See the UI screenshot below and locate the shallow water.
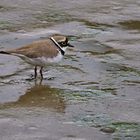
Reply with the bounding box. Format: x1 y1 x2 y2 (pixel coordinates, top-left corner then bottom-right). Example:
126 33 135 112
0 0 140 140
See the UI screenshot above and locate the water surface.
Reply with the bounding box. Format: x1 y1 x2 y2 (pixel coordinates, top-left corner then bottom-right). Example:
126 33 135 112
0 0 140 140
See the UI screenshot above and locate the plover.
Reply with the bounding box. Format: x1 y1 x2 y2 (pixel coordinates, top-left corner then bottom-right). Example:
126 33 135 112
0 35 74 79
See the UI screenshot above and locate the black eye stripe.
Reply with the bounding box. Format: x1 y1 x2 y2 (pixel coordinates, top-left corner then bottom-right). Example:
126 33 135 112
58 38 69 46
62 42 66 44
59 41 67 46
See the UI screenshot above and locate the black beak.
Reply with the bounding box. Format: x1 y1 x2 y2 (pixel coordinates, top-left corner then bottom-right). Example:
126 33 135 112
68 43 74 47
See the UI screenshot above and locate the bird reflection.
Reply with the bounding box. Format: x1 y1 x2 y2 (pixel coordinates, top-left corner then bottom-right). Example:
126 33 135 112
0 82 66 113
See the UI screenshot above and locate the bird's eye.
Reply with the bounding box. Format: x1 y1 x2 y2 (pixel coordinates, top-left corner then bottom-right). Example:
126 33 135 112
61 42 67 46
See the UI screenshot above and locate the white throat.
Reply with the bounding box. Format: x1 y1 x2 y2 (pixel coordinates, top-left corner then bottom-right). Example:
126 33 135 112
61 46 68 52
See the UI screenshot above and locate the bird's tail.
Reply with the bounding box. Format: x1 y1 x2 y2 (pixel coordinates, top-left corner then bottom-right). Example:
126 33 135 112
0 51 10 55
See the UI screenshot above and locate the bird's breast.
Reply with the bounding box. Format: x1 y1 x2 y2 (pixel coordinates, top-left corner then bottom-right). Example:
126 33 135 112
33 52 64 66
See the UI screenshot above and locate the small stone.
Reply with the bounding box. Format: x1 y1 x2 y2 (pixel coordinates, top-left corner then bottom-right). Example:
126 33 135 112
41 21 48 24
100 127 115 133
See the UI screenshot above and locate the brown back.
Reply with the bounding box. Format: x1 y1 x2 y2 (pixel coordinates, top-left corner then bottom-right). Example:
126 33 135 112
8 39 59 58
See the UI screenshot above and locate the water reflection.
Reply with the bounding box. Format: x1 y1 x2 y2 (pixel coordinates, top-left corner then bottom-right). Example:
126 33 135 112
0 82 66 113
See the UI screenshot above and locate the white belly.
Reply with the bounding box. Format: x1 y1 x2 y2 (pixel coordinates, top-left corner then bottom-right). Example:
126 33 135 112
13 52 63 66
34 52 63 66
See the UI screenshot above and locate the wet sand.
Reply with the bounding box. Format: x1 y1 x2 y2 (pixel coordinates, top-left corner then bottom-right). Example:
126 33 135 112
0 0 140 140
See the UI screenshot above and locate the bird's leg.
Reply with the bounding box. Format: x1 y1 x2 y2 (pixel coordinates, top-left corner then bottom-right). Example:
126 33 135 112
40 66 43 80
34 66 37 79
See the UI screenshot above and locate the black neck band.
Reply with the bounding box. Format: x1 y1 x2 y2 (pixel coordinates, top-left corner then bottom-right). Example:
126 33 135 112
50 37 65 55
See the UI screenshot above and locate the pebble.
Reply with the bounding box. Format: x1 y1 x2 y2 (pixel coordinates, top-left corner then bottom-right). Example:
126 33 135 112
100 127 116 133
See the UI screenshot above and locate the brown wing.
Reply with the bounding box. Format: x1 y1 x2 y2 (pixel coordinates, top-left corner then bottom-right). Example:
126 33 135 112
8 39 59 58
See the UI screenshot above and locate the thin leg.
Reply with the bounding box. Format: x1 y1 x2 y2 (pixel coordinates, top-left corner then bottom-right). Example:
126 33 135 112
40 66 43 79
34 66 37 79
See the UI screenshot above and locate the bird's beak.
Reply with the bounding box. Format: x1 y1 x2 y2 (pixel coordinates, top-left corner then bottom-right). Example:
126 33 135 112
68 43 74 47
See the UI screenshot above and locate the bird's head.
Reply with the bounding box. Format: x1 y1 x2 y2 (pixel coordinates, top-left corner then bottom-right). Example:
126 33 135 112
51 35 74 50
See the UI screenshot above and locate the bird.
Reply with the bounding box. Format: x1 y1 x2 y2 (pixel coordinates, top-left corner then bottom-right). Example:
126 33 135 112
0 34 74 79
